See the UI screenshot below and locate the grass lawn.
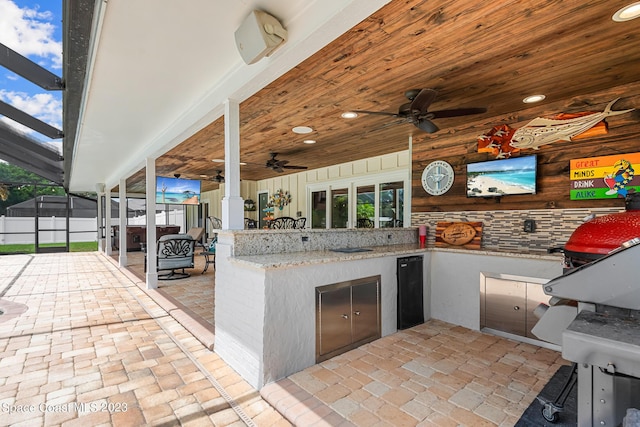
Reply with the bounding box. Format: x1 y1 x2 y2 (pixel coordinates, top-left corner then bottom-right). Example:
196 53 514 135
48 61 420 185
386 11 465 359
0 241 98 254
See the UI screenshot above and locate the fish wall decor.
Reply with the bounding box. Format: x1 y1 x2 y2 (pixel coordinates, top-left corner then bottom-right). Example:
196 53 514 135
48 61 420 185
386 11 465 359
477 99 634 158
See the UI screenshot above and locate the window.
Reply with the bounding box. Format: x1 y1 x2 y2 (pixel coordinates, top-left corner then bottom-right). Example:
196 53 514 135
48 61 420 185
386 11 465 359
331 188 349 228
311 190 326 228
356 185 375 228
307 172 409 229
379 181 403 227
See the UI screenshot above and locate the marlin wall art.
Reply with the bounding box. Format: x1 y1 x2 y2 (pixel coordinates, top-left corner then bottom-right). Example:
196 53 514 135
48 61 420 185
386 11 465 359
478 99 635 158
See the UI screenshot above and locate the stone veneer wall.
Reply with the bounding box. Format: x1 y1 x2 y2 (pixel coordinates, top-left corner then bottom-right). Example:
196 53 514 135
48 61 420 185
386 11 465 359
411 207 624 253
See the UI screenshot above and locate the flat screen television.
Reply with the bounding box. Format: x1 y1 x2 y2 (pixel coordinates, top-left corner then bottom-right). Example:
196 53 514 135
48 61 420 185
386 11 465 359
156 176 201 205
466 155 537 197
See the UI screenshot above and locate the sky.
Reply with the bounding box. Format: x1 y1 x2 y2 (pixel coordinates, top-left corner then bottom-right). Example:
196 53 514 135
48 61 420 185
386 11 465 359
0 0 63 152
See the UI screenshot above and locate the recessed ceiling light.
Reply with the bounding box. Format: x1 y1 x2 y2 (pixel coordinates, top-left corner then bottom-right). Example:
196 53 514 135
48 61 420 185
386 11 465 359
292 126 313 134
303 139 316 144
523 94 546 103
613 2 640 21
341 111 358 119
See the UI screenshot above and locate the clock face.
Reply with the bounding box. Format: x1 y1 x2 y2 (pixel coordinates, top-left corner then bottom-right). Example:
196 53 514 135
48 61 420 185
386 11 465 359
421 161 455 196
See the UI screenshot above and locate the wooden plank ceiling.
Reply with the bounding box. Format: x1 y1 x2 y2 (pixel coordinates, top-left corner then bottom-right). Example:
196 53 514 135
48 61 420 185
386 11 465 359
124 0 640 193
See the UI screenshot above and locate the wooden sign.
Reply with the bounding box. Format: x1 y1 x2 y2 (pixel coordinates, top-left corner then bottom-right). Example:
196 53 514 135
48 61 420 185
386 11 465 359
435 222 482 250
570 152 640 200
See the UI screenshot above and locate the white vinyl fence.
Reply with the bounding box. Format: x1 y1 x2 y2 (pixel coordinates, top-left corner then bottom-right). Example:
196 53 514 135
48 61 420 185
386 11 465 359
0 216 98 244
0 210 184 245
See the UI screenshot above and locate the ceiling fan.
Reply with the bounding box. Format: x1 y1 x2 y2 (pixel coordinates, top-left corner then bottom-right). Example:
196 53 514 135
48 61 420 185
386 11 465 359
265 153 308 173
353 88 487 133
211 170 224 183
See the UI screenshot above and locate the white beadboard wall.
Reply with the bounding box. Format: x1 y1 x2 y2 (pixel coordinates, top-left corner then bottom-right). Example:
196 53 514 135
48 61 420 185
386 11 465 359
201 150 410 220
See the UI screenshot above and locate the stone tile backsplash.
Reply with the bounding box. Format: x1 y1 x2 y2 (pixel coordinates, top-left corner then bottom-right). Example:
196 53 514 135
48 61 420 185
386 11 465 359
411 207 623 254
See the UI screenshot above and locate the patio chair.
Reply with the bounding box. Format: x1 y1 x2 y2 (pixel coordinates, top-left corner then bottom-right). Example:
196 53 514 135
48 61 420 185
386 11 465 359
268 217 296 229
208 216 222 230
201 236 216 274
294 217 306 229
357 218 374 228
186 227 205 249
156 234 195 280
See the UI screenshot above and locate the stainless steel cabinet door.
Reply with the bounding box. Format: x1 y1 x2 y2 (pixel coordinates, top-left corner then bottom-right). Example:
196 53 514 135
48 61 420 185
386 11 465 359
351 281 380 344
484 277 526 336
317 286 352 357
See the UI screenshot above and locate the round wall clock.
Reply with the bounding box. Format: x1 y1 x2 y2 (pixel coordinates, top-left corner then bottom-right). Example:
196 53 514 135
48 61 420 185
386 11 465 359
421 160 455 196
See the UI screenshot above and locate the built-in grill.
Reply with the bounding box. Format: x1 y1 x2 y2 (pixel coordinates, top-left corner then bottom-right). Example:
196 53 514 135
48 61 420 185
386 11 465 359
533 197 640 426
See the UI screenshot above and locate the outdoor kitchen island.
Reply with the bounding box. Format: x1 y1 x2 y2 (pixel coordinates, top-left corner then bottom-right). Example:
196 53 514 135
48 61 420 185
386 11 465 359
213 228 562 389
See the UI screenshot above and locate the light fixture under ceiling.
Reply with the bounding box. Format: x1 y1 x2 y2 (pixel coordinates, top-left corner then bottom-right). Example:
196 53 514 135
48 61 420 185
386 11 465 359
303 139 316 144
341 111 358 119
523 94 546 104
292 126 313 134
613 2 640 21
211 159 247 165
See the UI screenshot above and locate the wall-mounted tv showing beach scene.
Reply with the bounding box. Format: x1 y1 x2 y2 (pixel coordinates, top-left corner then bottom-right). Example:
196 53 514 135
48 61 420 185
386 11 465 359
467 155 537 198
156 176 201 205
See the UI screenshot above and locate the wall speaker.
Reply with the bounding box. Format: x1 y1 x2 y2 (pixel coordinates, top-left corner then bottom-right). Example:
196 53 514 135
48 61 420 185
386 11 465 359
235 10 288 65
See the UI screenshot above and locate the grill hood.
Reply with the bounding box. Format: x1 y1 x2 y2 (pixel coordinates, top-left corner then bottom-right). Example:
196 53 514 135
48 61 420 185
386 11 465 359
564 195 640 259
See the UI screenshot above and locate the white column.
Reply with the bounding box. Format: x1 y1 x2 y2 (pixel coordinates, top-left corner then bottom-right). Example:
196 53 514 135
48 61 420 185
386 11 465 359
221 98 245 230
105 190 112 256
145 158 158 289
118 178 128 266
96 183 105 252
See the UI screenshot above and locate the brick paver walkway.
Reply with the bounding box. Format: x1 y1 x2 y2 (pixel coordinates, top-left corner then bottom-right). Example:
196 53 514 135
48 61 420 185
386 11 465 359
0 252 289 426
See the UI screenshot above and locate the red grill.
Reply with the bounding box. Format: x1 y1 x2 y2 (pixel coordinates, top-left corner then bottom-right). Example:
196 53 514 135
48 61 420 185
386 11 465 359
554 195 640 268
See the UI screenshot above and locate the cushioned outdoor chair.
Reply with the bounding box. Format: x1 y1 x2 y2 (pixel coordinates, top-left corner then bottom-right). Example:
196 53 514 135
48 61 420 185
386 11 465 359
156 234 195 280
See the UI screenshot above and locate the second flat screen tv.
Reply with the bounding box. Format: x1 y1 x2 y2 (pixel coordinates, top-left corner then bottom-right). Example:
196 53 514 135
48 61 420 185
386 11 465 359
156 176 201 205
467 155 537 197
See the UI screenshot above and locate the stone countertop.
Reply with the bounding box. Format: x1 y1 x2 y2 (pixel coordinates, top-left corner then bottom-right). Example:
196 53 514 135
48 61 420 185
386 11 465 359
229 244 562 269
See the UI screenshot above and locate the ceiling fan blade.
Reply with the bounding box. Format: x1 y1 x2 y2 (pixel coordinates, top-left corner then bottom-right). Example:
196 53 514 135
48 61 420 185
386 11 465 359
283 165 308 170
415 119 439 133
409 89 437 116
352 110 399 117
430 107 487 118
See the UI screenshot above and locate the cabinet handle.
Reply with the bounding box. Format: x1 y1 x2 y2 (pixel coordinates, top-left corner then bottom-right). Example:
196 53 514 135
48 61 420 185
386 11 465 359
354 311 361 316
513 306 520 311
342 314 349 319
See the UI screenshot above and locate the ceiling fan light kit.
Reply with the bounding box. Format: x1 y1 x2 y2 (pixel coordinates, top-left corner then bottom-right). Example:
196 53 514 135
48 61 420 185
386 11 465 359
352 88 486 133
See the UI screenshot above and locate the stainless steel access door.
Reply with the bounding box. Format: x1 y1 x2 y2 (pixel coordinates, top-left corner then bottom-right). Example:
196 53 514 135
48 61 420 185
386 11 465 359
351 281 380 344
317 285 352 358
484 277 526 336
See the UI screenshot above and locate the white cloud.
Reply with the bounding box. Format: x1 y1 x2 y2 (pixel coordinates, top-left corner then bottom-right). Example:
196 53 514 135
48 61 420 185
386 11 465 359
0 0 62 69
0 89 62 140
